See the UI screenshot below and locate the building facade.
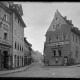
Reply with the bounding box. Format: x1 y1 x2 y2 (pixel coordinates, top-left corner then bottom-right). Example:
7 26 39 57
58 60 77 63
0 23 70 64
0 2 27 69
0 2 12 69
9 3 26 68
44 10 80 66
24 37 32 66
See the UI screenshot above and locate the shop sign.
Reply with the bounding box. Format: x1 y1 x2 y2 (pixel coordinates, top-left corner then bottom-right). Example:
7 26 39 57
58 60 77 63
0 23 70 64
58 42 64 45
47 41 69 46
64 41 69 44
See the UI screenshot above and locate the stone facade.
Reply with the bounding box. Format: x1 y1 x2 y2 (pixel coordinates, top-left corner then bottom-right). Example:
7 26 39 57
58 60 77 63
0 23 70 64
0 2 12 69
0 2 28 69
44 10 80 66
24 37 32 66
9 3 26 68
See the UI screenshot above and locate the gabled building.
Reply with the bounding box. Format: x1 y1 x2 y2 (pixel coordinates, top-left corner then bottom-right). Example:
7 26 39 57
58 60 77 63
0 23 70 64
44 10 80 66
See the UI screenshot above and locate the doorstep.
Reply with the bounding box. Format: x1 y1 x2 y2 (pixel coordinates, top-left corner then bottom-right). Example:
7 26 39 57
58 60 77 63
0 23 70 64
0 62 35 75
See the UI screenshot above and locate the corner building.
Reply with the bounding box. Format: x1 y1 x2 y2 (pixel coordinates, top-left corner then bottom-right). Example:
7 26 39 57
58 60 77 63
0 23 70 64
0 2 12 69
44 10 80 66
9 3 26 68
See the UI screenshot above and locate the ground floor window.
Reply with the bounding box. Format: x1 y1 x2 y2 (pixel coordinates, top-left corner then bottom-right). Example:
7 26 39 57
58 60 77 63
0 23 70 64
58 50 61 56
17 56 19 67
52 50 56 56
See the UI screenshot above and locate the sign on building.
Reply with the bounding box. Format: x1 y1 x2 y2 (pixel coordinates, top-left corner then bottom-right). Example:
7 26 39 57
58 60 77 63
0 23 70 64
47 41 69 46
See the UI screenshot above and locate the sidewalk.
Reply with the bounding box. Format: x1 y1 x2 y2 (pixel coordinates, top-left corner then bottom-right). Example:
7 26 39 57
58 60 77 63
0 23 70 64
68 64 80 67
0 62 35 75
42 63 80 68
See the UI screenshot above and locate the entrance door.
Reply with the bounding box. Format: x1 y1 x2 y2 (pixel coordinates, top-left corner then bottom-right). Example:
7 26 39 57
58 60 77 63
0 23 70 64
3 51 8 68
64 56 68 66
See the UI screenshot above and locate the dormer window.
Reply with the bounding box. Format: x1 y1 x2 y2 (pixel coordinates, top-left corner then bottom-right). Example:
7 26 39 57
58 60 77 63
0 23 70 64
56 17 58 20
53 25 55 30
49 37 52 43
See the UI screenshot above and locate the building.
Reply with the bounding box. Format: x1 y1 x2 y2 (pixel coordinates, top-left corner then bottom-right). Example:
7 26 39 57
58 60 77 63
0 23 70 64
24 37 32 66
31 50 43 63
9 2 26 68
0 2 27 69
0 2 12 69
43 10 80 66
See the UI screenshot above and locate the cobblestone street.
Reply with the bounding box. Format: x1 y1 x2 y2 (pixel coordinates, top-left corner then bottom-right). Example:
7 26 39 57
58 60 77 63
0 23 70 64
0 62 80 78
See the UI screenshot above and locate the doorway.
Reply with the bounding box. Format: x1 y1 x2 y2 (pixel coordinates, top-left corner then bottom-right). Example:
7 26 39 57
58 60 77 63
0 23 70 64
3 51 8 69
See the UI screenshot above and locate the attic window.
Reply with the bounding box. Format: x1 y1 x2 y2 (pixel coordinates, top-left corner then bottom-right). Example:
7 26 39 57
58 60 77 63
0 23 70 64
53 25 55 30
56 17 58 20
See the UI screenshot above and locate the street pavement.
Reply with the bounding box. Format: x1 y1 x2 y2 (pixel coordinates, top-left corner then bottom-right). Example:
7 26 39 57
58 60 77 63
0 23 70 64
0 62 80 78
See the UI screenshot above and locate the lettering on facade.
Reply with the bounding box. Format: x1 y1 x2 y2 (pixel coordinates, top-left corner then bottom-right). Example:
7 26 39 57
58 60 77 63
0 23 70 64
47 41 69 46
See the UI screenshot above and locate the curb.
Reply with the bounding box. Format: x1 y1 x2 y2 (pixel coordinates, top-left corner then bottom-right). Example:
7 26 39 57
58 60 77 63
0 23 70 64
0 63 35 75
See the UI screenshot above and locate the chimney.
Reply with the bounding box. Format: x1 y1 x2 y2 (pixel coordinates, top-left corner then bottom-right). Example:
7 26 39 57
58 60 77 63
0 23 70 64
64 16 67 20
69 20 72 24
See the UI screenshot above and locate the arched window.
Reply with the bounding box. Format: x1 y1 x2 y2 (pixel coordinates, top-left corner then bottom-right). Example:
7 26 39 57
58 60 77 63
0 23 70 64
49 37 52 43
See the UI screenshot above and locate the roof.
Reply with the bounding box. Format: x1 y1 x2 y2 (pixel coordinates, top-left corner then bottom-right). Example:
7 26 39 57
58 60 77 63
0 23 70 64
45 10 74 36
63 17 73 26
71 27 80 37
24 37 32 47
9 3 26 27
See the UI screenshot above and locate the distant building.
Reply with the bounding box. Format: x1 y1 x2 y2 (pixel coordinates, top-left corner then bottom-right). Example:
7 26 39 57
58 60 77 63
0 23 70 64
31 50 43 63
24 37 32 65
44 10 80 66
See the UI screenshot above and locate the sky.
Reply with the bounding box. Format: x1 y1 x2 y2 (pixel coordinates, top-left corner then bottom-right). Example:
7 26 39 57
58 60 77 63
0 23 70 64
15 2 80 54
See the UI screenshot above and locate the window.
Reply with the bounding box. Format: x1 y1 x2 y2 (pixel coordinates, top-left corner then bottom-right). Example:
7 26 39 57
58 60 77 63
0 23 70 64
20 45 21 51
58 50 61 56
49 37 52 43
53 25 55 29
4 32 7 40
15 41 16 49
15 30 17 35
4 12 8 21
17 56 19 67
56 17 58 20
22 46 23 52
53 50 56 56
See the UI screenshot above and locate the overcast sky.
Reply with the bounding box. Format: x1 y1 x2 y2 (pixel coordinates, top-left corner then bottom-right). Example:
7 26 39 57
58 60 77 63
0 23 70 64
16 2 80 54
